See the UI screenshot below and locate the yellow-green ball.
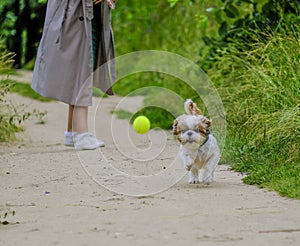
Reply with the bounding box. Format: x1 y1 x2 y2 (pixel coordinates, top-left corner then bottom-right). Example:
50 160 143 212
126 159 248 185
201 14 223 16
133 116 150 134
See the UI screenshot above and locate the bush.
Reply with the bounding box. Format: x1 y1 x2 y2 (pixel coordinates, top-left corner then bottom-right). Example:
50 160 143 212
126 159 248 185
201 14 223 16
200 0 300 70
0 40 29 142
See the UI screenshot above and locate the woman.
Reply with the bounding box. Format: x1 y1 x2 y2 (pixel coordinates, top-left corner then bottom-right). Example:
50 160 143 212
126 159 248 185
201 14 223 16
31 0 116 150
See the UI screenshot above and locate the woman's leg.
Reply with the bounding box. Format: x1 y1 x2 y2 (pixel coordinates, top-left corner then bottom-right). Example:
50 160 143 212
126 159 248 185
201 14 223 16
69 105 88 133
67 105 74 132
66 104 104 149
64 104 81 146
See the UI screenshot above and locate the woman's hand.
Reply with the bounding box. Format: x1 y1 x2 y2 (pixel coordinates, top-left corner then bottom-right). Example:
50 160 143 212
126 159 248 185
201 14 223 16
94 0 116 9
93 0 102 4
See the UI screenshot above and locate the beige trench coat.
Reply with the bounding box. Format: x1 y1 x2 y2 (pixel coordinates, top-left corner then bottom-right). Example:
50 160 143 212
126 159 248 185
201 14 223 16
31 0 115 106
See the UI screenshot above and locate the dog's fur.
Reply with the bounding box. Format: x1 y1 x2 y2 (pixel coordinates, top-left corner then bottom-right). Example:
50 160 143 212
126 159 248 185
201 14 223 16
173 99 220 184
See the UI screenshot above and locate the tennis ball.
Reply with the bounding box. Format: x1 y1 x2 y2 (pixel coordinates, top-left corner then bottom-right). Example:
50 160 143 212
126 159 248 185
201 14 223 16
133 116 150 134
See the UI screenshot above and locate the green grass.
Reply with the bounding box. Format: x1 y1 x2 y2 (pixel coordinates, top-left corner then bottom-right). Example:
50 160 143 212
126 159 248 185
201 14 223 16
113 0 216 61
92 87 108 98
0 78 52 102
111 109 133 120
112 0 221 129
0 42 25 142
0 78 108 100
0 81 26 142
209 33 300 199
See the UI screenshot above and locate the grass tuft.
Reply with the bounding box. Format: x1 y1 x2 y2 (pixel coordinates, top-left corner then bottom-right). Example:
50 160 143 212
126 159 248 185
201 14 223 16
210 33 300 199
0 79 52 102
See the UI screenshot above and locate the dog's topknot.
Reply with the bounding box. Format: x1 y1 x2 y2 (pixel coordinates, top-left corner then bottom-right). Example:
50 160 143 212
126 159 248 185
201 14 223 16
184 99 202 116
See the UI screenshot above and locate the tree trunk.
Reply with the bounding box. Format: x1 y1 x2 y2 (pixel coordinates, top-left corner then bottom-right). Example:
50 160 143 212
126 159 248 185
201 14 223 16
25 3 46 65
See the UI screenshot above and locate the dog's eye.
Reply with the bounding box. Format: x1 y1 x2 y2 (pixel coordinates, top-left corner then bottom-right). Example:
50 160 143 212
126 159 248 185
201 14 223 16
182 129 199 134
198 128 207 135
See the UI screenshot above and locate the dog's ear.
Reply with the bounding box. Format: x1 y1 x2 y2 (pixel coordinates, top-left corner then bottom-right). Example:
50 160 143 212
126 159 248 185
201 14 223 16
197 117 211 136
189 102 202 115
173 118 183 143
173 119 179 135
204 118 211 128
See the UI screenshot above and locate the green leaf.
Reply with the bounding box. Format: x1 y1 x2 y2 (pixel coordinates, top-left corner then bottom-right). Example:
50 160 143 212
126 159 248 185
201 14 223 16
167 0 179 8
196 15 208 32
224 4 239 18
202 36 212 46
240 0 253 3
218 21 228 36
206 7 216 13
214 9 223 24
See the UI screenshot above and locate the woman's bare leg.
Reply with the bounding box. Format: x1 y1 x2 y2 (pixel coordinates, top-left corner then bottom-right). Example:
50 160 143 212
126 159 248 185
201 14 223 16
67 105 74 132
68 105 88 133
66 104 104 149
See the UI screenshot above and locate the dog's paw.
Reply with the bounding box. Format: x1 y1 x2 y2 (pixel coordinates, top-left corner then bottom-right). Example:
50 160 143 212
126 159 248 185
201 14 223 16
189 179 200 184
189 172 200 184
202 175 213 185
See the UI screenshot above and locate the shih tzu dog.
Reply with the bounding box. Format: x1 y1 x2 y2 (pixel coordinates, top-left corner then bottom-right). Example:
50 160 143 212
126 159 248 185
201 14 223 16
173 99 220 184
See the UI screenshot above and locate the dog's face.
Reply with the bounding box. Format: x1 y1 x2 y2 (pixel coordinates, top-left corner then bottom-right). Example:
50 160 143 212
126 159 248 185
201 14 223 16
173 114 211 149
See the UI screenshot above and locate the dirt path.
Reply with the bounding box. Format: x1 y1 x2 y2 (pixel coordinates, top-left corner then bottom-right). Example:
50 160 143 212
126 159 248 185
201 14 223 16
1 72 300 245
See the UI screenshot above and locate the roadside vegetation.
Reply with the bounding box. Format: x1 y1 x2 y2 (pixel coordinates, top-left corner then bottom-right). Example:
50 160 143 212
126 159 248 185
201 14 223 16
0 40 47 141
0 42 26 141
211 33 300 199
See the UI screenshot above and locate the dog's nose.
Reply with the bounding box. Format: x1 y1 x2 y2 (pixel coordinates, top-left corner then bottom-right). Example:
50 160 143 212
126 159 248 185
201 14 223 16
187 131 193 136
